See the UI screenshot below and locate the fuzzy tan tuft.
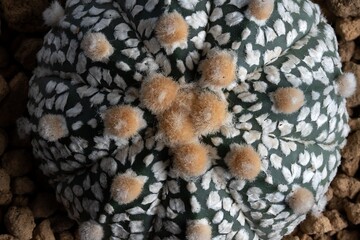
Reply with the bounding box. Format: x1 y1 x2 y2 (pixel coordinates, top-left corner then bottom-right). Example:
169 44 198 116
110 173 145 205
78 221 104 240
172 143 210 178
42 1 65 26
81 32 114 62
140 74 180 114
273 87 305 114
337 72 357 98
38 114 69 142
225 144 261 180
248 0 275 21
201 51 237 88
186 220 212 240
103 106 143 139
287 187 315 215
155 12 189 46
159 107 196 146
191 91 228 136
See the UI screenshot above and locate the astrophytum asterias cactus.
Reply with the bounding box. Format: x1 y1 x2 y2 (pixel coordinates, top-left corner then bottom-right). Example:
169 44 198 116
26 0 356 239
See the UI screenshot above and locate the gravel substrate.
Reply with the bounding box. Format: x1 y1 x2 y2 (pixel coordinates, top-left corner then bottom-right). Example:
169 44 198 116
0 0 359 239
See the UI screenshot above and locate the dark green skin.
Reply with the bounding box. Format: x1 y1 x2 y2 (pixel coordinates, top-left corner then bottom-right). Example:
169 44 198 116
27 0 349 239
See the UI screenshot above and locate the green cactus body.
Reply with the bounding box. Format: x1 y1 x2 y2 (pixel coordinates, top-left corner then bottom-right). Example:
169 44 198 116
27 0 352 239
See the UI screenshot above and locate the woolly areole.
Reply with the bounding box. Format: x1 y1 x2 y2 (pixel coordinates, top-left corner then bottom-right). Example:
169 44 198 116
27 0 355 239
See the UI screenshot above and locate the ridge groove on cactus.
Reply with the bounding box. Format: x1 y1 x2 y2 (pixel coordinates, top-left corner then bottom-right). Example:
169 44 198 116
26 0 355 239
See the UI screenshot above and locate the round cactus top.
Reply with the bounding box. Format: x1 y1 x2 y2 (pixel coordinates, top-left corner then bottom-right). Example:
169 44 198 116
26 0 355 239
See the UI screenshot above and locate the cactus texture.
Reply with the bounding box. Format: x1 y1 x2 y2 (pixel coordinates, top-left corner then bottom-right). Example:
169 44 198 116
27 0 355 239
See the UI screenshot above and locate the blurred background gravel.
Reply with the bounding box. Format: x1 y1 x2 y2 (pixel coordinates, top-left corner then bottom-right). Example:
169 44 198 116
0 0 359 239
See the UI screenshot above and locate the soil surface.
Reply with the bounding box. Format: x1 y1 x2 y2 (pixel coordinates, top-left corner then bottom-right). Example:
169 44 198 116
0 0 359 239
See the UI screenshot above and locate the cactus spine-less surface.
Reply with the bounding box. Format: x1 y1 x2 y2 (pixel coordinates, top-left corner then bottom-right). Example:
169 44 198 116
26 0 355 239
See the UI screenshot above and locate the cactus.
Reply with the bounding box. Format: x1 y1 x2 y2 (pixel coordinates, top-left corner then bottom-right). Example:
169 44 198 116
26 0 356 239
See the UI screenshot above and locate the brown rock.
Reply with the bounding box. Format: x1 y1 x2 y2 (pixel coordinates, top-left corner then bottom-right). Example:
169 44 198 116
1 149 32 177
331 174 360 199
313 235 331 240
0 73 29 127
327 196 347 211
0 168 10 192
336 230 360 240
12 195 29 207
12 177 35 195
0 0 49 33
0 192 12 205
336 18 360 41
325 187 333 202
343 62 360 107
31 193 58 218
4 206 35 240
344 202 360 225
0 75 9 103
341 156 359 177
0 235 18 240
59 231 74 240
14 38 43 70
0 46 9 68
349 118 360 131
0 129 8 156
300 214 333 235
0 65 20 81
33 219 55 240
328 0 360 18
338 41 355 62
50 214 76 233
342 130 360 159
323 210 347 232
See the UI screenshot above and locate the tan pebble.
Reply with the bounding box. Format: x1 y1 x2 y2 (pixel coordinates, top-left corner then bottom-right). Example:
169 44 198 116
331 173 360 199
323 210 348 232
81 32 114 62
344 202 360 225
201 51 237 88
78 221 104 240
325 187 333 202
104 105 144 139
1 150 32 177
111 173 145 205
248 0 275 21
336 18 360 41
0 75 9 103
336 229 360 240
0 192 12 205
338 41 355 62
191 91 228 136
0 73 29 127
0 234 18 240
273 87 305 114
4 206 35 240
342 130 360 159
31 192 58 218
155 12 189 46
140 74 180 114
300 214 333 235
341 157 359 177
33 219 56 240
14 38 43 71
49 215 76 233
225 144 261 180
0 168 10 193
12 177 35 195
287 187 314 215
349 118 360 131
186 220 212 240
0 129 8 156
172 143 210 178
59 231 74 240
328 0 360 18
12 195 29 207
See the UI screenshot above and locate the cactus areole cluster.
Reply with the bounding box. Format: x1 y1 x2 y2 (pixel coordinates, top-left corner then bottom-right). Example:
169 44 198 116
26 0 356 239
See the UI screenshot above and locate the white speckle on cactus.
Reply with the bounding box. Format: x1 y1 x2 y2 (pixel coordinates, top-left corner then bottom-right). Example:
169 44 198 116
287 187 315 215
38 114 69 142
336 72 357 98
110 171 147 205
43 1 65 27
187 219 212 240
78 220 104 240
80 32 114 62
